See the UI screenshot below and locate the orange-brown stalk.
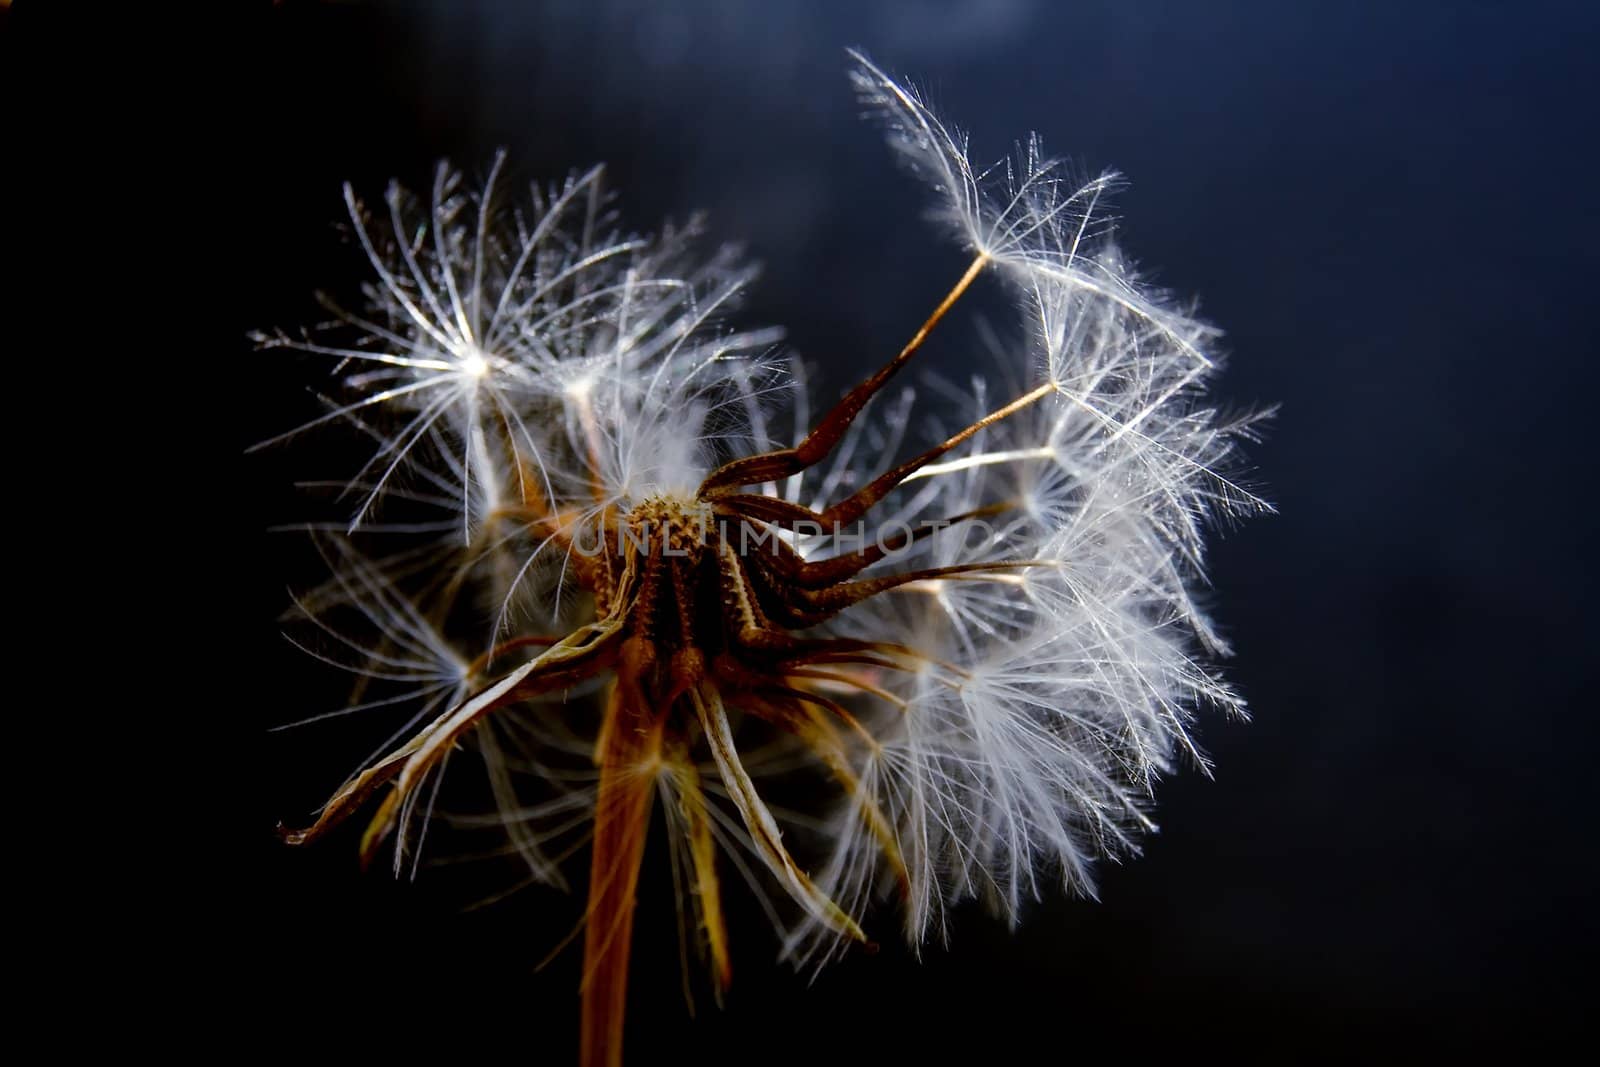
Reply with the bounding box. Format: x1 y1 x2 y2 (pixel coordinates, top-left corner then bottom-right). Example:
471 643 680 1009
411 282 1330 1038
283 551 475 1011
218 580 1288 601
581 666 664 1067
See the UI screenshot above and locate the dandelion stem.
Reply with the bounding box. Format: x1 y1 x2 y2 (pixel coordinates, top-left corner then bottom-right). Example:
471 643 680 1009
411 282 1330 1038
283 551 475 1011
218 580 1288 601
580 682 664 1067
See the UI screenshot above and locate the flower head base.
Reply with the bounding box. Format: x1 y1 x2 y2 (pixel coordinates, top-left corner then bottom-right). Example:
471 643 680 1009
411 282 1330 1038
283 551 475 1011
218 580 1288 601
263 53 1268 1067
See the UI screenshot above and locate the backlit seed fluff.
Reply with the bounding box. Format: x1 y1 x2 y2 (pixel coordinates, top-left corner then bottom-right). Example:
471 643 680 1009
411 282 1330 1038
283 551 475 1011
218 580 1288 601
260 50 1270 1067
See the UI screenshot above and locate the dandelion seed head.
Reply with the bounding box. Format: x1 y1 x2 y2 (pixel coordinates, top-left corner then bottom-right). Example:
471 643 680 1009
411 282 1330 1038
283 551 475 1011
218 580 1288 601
261 51 1268 1063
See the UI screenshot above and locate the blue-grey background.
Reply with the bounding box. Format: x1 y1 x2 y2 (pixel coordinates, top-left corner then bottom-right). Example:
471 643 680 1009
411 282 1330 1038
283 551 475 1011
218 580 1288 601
49 0 1593 1054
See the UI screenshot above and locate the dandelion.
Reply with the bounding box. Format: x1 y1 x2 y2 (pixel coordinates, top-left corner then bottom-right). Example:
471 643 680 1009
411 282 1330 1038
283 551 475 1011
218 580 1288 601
262 51 1268 1067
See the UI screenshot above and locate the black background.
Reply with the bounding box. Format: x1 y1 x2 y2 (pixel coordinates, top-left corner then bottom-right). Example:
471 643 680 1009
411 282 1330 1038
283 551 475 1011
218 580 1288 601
11 0 1596 1056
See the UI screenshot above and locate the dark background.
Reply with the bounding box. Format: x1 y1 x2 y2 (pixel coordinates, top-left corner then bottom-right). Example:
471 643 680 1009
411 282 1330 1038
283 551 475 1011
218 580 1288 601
12 0 1596 1055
